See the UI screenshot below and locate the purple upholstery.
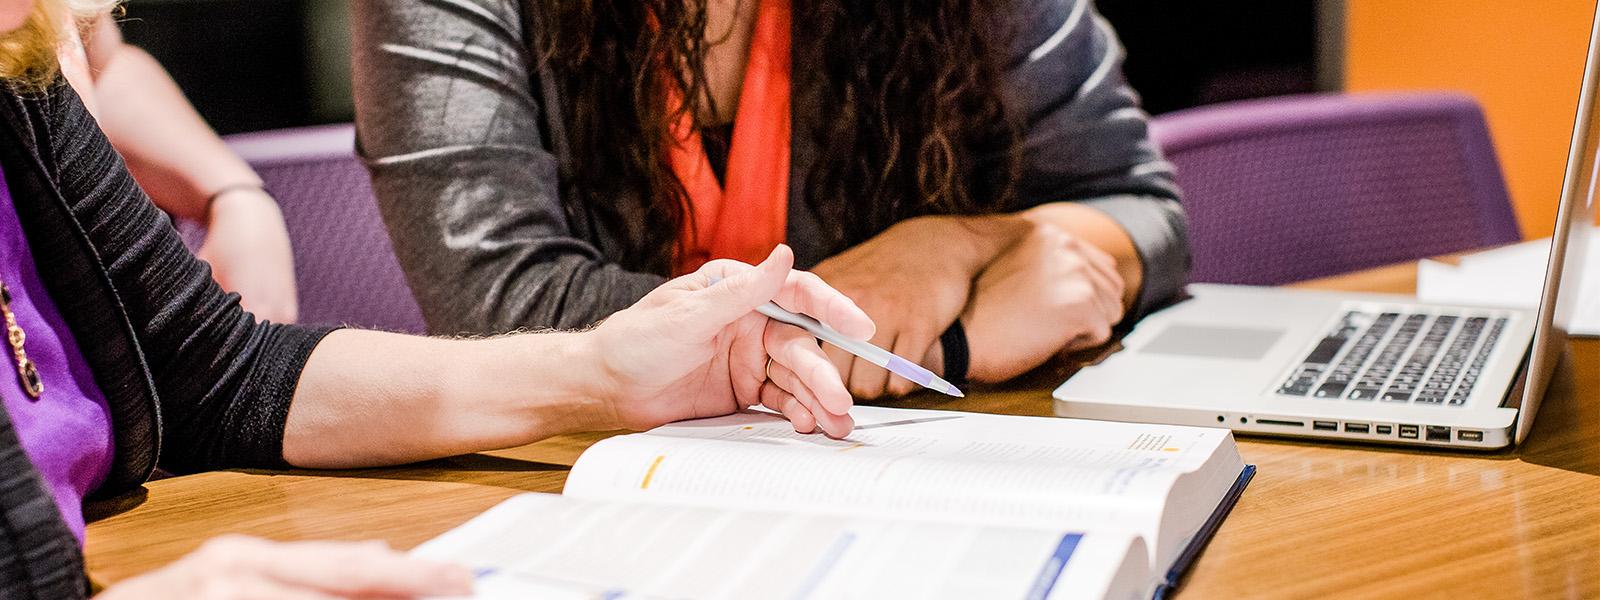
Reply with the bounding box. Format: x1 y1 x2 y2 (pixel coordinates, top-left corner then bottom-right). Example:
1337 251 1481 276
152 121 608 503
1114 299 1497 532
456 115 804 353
1150 93 1522 285
181 124 426 333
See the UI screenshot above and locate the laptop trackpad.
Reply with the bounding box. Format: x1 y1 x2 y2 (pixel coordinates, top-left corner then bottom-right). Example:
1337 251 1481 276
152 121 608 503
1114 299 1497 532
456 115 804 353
1140 324 1285 360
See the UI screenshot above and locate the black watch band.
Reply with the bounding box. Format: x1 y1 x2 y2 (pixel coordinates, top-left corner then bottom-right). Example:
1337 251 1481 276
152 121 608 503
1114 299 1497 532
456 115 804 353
940 320 970 386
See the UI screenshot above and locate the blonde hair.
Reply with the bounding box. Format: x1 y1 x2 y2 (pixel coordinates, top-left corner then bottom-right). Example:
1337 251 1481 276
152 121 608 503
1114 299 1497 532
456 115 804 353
0 0 119 91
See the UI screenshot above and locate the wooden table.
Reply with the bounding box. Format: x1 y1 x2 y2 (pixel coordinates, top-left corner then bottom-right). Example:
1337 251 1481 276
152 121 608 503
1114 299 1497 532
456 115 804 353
84 261 1600 598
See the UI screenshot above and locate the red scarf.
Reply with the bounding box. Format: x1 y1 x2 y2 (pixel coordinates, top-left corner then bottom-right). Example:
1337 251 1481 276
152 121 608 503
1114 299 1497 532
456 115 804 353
667 0 792 274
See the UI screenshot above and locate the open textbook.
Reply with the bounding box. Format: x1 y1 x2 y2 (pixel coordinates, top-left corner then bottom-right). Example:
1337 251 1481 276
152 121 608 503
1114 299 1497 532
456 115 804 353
416 406 1254 600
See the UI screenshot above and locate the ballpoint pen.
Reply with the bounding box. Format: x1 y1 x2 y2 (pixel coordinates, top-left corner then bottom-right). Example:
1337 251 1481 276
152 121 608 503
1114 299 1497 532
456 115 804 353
755 302 964 397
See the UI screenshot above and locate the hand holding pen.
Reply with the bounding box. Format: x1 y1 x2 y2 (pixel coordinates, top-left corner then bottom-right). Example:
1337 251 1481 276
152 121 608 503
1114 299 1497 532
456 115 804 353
591 245 874 438
754 303 964 397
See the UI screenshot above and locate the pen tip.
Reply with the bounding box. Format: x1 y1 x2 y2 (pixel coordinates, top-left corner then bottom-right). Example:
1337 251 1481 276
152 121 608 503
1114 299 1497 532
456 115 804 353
948 388 965 398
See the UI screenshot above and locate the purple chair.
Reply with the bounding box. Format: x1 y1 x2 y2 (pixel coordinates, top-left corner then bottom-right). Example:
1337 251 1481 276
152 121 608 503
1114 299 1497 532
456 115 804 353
1150 93 1522 285
180 124 426 333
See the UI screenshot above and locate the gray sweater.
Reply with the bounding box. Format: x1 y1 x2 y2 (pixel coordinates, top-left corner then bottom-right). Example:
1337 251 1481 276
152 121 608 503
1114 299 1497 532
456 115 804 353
352 0 1188 335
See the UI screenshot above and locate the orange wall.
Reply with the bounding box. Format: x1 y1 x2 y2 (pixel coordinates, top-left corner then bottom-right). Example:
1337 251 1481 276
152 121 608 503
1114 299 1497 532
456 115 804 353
1345 1 1592 238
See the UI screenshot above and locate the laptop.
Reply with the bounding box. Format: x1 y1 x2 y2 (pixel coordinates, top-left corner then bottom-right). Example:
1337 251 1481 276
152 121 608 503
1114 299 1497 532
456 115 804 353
1052 6 1599 450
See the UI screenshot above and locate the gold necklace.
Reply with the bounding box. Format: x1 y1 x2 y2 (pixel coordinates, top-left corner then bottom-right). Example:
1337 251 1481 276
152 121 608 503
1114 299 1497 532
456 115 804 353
0 282 41 399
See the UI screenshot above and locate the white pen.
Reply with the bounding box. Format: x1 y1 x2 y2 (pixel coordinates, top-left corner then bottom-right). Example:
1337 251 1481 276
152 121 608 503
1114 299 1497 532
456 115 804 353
755 302 964 397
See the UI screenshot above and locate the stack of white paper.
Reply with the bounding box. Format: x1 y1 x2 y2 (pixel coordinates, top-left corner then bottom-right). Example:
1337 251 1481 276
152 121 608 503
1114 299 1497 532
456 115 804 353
1416 226 1599 336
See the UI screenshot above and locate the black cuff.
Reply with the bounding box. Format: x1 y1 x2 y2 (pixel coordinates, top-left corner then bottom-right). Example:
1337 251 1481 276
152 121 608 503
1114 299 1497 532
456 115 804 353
940 320 969 385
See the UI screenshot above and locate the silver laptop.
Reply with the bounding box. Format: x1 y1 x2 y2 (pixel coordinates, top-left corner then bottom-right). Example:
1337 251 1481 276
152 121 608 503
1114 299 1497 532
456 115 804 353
1052 5 1599 450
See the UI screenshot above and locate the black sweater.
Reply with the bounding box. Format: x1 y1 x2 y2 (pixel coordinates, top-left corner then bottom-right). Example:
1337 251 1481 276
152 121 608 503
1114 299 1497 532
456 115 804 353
0 83 333 598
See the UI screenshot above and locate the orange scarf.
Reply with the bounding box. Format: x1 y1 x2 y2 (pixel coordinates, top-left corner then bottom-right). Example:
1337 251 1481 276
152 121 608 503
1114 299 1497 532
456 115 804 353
667 0 792 274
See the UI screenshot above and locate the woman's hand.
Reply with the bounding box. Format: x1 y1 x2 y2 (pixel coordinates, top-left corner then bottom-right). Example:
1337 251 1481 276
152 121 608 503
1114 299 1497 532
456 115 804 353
960 222 1125 382
198 189 300 323
811 216 1029 399
97 536 472 599
587 244 874 437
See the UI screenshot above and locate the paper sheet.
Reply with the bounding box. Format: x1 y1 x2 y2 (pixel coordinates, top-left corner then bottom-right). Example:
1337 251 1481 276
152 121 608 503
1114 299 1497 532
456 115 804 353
1416 227 1599 336
415 493 1146 600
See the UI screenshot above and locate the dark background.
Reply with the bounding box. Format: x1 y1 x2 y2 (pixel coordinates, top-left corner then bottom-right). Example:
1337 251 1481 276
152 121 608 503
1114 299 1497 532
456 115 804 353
1098 1 1321 115
118 0 1328 135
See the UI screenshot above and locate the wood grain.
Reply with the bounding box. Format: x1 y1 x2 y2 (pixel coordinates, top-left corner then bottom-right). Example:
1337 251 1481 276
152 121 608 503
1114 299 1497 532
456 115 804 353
84 265 1600 598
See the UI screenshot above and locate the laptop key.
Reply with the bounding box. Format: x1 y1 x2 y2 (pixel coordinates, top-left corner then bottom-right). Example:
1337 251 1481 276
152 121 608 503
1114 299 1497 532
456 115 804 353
1315 382 1349 398
1382 390 1413 401
1349 387 1382 400
1302 336 1350 364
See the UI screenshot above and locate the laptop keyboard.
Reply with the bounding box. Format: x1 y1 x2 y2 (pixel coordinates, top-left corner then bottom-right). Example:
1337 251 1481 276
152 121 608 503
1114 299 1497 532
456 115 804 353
1277 310 1509 405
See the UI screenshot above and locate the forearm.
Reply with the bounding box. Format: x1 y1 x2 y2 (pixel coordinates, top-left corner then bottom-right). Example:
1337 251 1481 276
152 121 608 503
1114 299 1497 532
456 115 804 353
915 205 1137 375
916 215 1034 372
932 213 1035 275
91 44 259 220
1021 202 1144 309
282 329 616 469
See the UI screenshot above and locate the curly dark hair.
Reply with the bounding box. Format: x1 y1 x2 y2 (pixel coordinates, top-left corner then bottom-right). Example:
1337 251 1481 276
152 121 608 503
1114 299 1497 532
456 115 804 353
531 0 1022 274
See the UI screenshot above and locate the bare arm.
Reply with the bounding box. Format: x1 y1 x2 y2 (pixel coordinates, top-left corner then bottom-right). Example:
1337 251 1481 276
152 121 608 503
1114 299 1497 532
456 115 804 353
81 14 299 322
83 14 260 219
282 329 612 467
282 246 874 468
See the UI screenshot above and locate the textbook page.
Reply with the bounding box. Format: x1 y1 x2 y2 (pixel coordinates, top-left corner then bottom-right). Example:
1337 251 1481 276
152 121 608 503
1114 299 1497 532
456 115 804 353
415 493 1150 600
563 405 1237 569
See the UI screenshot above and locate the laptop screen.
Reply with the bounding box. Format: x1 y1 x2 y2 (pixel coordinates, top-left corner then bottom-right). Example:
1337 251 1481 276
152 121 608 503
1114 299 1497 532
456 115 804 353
1517 1 1600 444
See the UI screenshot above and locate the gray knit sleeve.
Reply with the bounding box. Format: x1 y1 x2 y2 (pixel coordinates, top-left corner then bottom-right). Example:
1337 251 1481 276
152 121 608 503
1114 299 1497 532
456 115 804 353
351 0 666 334
1004 0 1190 318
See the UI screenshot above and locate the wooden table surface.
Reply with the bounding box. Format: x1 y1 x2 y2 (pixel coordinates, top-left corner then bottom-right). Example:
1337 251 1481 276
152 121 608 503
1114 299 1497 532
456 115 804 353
84 260 1600 598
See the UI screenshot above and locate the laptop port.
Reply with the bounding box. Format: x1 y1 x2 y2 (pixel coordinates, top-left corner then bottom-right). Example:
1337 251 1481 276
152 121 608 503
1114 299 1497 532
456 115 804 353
1458 430 1484 442
1313 421 1337 431
1256 419 1305 427
1376 424 1393 435
1426 426 1451 442
1399 424 1420 439
1344 422 1371 434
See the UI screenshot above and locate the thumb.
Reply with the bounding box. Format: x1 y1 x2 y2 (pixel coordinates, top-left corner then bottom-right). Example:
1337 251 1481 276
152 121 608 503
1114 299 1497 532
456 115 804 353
688 245 794 336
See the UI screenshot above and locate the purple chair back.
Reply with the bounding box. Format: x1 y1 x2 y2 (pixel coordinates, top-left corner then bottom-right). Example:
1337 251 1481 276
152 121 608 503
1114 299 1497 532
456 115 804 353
184 124 425 333
1150 93 1522 285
